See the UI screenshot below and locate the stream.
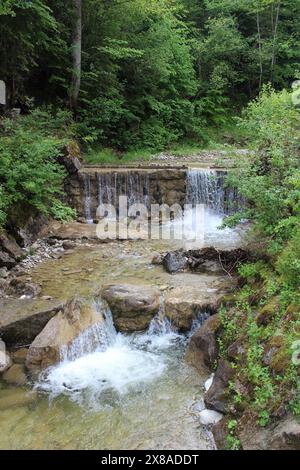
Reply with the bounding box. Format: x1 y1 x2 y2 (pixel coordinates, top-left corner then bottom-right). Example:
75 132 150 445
0 168 244 450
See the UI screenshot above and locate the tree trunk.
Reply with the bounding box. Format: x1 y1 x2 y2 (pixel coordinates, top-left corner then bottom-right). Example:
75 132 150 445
270 1 281 83
70 0 82 111
256 12 263 90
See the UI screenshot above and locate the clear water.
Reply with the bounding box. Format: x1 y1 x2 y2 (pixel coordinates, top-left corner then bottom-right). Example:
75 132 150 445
0 313 213 450
0 167 246 450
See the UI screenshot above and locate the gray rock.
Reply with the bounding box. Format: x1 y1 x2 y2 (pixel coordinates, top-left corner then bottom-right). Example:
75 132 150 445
0 298 65 347
102 284 160 332
0 233 23 261
185 315 221 371
163 251 188 274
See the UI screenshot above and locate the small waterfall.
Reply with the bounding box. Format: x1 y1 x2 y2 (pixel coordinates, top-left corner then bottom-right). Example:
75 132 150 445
61 300 117 362
186 168 239 215
97 171 150 209
190 311 211 336
82 173 93 223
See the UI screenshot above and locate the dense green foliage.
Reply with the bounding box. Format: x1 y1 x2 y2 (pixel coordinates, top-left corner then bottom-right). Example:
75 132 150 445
0 109 76 227
1 0 299 150
219 88 300 443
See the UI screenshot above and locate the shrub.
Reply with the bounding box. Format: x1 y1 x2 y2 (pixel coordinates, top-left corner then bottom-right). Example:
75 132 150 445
0 109 76 228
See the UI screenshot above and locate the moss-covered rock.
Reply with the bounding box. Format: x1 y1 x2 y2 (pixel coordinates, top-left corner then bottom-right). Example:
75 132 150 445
256 296 280 326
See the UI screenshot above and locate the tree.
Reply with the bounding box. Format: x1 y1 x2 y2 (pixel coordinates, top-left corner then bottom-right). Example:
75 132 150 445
70 0 82 111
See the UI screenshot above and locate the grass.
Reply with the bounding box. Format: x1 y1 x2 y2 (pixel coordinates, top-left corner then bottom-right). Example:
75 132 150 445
84 148 154 165
83 121 249 165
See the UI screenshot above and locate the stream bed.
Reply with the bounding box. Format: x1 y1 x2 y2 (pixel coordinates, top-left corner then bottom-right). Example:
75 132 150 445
0 172 245 450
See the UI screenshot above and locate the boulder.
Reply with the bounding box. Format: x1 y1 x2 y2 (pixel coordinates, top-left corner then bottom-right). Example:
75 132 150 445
102 284 160 332
185 315 220 372
3 364 28 387
163 251 188 274
7 203 48 247
26 297 104 377
0 233 23 261
165 282 227 331
0 298 64 347
204 359 235 413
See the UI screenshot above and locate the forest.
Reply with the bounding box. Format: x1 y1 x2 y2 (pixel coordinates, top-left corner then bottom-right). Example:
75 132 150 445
0 0 300 453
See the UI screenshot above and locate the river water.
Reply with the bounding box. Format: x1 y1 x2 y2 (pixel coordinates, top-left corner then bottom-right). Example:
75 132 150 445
0 312 214 450
0 168 245 450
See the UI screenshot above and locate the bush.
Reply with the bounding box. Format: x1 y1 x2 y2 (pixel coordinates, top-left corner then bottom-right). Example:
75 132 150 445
0 109 76 228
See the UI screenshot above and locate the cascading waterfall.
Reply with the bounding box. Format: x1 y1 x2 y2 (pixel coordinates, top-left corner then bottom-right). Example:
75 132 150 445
185 168 243 247
186 168 238 215
37 301 184 407
82 173 93 223
60 300 117 362
97 171 150 209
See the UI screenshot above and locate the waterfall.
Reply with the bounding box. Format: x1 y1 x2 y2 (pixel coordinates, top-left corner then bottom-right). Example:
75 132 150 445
37 301 184 405
97 171 150 209
60 300 117 362
186 168 239 215
82 173 93 223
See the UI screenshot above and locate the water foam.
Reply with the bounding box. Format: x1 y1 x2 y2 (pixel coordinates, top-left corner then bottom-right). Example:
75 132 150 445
38 306 181 408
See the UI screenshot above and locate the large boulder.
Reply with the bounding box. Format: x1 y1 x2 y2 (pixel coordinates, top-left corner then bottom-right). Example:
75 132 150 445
7 203 48 247
0 298 64 347
204 359 235 413
164 279 230 331
0 233 23 262
26 297 104 378
101 284 160 332
0 231 23 270
185 314 220 373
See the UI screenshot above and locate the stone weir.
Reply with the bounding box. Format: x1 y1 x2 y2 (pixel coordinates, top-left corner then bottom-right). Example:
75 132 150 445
65 167 187 221
65 165 240 222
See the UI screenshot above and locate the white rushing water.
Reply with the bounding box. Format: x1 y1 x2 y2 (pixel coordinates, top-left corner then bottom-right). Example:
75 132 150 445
82 173 93 224
38 304 184 409
186 168 239 215
97 171 150 208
